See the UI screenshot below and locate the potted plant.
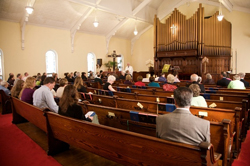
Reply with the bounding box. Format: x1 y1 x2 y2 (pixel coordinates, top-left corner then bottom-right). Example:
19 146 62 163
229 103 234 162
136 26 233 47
104 61 112 72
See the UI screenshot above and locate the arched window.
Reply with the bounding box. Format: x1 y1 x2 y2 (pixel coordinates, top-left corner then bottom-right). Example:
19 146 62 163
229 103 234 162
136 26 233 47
0 49 4 80
117 55 123 71
87 53 96 74
45 50 58 76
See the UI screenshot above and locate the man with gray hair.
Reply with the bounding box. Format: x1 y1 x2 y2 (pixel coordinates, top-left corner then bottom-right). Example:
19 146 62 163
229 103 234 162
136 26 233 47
0 81 10 96
238 72 249 88
188 74 205 93
227 74 245 89
156 87 210 146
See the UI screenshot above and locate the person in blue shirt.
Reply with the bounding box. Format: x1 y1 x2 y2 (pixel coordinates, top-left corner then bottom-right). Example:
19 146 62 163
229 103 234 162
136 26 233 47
158 73 166 82
148 76 160 87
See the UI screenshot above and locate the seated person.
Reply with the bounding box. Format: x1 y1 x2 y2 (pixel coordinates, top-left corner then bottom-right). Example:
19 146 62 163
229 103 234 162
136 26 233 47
187 74 205 93
58 85 92 122
217 71 231 87
148 76 160 87
81 72 87 81
88 73 95 79
10 79 24 98
94 74 103 85
134 76 145 87
119 71 126 80
33 77 58 113
227 74 245 89
74 77 87 93
203 73 215 85
189 84 208 107
36 76 42 86
7 73 15 86
56 78 68 98
173 71 180 83
124 75 133 85
103 75 116 92
238 72 249 88
67 72 75 83
156 87 210 146
125 70 132 77
0 81 10 96
163 74 177 92
158 73 166 82
20 77 36 104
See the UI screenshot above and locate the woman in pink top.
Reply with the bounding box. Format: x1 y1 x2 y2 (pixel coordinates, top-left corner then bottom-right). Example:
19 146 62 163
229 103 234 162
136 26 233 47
134 76 145 87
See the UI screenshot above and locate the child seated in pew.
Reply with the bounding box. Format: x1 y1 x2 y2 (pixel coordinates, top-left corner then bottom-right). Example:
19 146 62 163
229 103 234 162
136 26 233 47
189 84 207 108
59 85 93 122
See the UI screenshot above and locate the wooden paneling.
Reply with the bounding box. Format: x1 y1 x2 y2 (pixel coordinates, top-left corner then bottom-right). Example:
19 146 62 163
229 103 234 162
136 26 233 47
154 4 231 76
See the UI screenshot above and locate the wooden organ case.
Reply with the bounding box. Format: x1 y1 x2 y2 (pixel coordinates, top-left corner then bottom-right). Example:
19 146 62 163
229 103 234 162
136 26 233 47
154 4 232 77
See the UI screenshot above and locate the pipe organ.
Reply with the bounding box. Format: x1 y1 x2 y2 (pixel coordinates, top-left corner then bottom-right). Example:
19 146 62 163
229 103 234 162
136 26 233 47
154 4 231 76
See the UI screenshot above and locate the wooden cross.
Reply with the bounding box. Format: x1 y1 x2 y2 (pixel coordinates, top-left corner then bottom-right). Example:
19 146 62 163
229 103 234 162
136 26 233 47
108 50 121 71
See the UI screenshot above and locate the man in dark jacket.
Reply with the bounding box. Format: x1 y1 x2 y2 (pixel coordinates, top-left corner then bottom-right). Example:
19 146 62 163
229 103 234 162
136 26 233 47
187 74 205 93
239 72 249 88
217 71 231 87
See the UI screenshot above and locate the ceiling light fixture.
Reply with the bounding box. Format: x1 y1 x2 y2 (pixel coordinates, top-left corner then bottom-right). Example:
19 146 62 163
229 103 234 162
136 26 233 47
217 1 224 21
25 6 34 14
134 18 138 36
93 7 99 27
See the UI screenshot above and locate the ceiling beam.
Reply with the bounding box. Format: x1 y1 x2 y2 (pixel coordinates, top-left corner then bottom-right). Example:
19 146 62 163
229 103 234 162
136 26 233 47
69 0 153 24
220 0 233 12
70 0 102 52
132 0 152 16
105 0 152 54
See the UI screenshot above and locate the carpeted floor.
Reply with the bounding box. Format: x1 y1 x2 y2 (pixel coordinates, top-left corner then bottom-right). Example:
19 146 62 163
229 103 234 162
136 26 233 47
0 114 61 166
232 130 250 166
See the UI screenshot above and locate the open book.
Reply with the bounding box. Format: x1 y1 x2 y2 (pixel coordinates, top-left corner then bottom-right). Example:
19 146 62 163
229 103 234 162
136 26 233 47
85 111 96 119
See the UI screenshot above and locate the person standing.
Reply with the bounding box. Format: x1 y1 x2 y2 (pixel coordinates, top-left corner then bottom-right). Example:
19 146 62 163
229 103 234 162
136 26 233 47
124 63 133 77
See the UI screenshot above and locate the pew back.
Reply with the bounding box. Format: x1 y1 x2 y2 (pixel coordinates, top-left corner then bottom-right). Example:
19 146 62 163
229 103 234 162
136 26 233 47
11 97 47 132
45 111 219 166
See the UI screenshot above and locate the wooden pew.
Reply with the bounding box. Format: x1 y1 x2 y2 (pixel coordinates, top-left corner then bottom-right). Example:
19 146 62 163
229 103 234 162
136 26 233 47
0 90 12 114
79 103 230 166
11 97 47 132
45 111 221 166
80 94 241 155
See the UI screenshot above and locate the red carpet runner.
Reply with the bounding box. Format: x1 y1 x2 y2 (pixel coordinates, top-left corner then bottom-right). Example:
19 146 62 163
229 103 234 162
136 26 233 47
0 114 61 166
232 130 250 166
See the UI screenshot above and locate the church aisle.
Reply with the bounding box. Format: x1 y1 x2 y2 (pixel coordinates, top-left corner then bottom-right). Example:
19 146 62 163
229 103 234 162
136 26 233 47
232 130 250 166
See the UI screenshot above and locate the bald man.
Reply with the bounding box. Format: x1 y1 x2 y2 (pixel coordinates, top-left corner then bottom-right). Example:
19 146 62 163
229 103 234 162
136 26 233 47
187 74 205 93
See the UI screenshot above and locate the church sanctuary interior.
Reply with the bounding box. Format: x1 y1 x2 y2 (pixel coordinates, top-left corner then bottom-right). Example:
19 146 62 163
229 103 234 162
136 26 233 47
1 0 250 166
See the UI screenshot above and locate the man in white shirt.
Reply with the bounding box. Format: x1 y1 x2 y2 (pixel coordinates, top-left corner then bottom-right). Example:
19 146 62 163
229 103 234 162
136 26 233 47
33 77 58 113
124 63 133 76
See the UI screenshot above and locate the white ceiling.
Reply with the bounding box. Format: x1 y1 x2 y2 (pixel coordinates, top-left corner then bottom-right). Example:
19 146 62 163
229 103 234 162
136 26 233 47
0 0 249 42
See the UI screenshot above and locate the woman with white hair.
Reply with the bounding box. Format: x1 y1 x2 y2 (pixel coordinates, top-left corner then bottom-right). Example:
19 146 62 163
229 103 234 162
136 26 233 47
162 74 177 92
227 74 245 89
103 75 116 92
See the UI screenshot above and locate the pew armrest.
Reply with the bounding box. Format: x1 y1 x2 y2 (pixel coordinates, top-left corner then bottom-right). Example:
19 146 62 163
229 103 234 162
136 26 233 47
199 142 220 164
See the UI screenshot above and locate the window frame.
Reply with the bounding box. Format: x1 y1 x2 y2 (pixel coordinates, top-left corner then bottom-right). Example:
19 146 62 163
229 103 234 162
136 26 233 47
0 49 5 80
45 50 58 77
87 52 96 74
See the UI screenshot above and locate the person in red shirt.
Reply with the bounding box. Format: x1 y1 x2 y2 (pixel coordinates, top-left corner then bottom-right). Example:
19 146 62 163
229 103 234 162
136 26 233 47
134 75 145 87
163 74 177 92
